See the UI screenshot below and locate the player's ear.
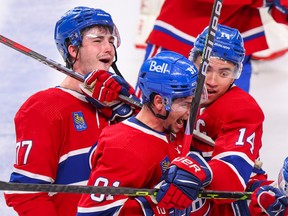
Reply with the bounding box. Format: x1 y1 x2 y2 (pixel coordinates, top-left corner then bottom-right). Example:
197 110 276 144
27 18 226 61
153 95 164 110
68 45 78 59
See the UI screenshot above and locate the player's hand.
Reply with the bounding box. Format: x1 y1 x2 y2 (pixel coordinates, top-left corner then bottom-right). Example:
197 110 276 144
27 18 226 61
80 70 140 121
249 185 288 216
156 152 212 210
81 69 135 104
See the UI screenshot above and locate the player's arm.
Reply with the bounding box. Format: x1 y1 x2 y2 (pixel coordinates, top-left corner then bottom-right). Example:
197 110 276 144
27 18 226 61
78 129 169 216
249 157 288 215
4 106 60 216
207 115 262 202
249 157 288 216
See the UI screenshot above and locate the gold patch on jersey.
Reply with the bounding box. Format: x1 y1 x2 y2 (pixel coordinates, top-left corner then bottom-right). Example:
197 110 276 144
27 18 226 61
72 111 88 131
160 156 170 174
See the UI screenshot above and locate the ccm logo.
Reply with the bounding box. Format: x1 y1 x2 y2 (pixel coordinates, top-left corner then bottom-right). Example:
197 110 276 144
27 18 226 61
149 61 169 73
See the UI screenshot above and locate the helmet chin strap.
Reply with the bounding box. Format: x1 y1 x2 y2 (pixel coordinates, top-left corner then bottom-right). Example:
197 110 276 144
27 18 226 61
111 44 124 78
147 103 169 120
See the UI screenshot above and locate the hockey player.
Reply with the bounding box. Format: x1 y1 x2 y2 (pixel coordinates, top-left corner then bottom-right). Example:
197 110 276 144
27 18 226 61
4 6 137 216
77 51 212 215
155 24 266 215
249 156 288 216
135 0 288 94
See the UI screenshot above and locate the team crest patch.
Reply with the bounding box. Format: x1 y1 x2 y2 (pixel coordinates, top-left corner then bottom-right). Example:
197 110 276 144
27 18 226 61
160 156 170 174
72 111 87 131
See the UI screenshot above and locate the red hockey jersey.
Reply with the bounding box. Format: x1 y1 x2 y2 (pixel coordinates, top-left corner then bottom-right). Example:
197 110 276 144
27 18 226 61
77 116 182 215
189 86 265 215
5 87 110 216
147 0 269 57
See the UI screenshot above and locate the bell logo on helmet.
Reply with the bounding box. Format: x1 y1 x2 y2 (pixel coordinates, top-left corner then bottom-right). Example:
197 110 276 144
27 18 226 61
149 61 169 73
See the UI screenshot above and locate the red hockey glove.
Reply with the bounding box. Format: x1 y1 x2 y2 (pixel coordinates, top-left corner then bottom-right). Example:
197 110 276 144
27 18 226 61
249 185 288 216
80 70 141 121
133 196 192 216
156 152 212 210
81 69 132 103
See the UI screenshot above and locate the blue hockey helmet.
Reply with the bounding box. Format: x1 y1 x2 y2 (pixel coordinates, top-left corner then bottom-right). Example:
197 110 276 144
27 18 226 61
138 51 199 112
190 24 245 79
54 6 121 62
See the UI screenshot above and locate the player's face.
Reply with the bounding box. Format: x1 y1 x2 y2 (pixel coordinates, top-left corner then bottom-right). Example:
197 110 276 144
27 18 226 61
163 96 193 134
194 56 236 106
76 26 116 75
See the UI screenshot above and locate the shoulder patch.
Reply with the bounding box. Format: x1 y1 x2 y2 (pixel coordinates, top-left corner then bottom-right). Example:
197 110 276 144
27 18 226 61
72 111 87 131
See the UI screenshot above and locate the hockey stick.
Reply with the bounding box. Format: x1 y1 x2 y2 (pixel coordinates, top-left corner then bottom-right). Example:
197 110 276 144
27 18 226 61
0 34 141 108
182 0 223 155
0 181 252 200
0 34 216 147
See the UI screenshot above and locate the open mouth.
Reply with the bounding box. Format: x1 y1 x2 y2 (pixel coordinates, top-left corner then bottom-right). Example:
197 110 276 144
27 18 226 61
207 88 216 94
99 58 111 64
176 118 185 128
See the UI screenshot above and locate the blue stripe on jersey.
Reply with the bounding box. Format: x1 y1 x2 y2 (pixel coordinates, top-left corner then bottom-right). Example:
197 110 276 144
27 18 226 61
135 197 154 215
55 151 91 184
9 172 50 184
220 154 253 183
153 25 195 47
231 200 250 216
243 30 265 42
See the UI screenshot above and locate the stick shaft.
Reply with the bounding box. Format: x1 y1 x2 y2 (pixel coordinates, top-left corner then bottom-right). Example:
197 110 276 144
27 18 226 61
182 0 223 155
0 181 251 200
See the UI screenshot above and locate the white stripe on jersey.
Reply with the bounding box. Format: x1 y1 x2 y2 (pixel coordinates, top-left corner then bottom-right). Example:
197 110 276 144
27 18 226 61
212 151 255 189
241 26 265 40
154 20 197 43
59 147 91 164
12 167 54 183
77 198 128 214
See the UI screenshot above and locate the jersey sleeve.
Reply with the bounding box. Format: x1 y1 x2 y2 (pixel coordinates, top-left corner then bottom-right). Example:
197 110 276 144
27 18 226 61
4 95 63 215
194 88 265 204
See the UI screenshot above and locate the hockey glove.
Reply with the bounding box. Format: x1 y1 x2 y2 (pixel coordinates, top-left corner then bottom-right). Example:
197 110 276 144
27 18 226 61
278 156 288 197
80 70 141 121
80 69 139 104
249 185 288 216
156 152 212 210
